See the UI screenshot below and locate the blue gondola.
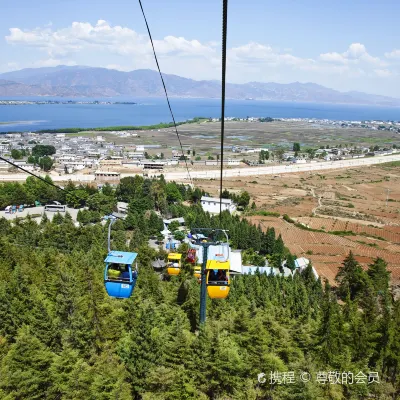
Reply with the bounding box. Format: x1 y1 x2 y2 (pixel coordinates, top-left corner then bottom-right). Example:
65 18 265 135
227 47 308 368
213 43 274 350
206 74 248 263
104 251 138 298
103 216 138 299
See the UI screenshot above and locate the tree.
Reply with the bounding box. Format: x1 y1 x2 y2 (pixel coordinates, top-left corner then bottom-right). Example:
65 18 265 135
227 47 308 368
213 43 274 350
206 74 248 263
274 234 284 255
166 182 183 203
336 251 369 300
263 227 276 255
0 326 55 399
174 230 185 241
367 257 390 295
11 149 22 159
273 148 285 160
86 192 116 215
286 253 296 271
27 155 36 164
238 191 250 208
317 281 346 368
25 175 58 204
128 197 153 215
191 188 203 203
150 181 167 212
39 156 53 171
116 175 144 202
49 347 92 399
168 220 180 232
293 143 301 152
32 145 56 157
101 183 114 196
66 189 89 208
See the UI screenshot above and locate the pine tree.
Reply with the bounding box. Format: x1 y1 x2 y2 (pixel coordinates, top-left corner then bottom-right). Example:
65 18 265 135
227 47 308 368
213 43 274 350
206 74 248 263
264 227 276 255
52 211 64 225
49 347 92 399
0 326 55 399
317 281 347 368
286 253 296 271
336 251 369 300
274 234 285 255
89 350 132 400
382 301 400 390
367 257 390 295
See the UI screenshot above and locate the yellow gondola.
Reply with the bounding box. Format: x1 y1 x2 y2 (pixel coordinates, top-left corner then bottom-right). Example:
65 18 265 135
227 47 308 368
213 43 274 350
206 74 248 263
194 265 201 281
206 259 230 299
167 253 182 276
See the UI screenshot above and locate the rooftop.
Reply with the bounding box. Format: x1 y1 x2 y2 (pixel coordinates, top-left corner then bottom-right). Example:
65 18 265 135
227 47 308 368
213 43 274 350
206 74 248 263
201 196 232 204
104 251 137 265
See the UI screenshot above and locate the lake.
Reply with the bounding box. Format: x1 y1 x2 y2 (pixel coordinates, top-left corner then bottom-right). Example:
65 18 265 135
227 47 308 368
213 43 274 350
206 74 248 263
0 97 399 132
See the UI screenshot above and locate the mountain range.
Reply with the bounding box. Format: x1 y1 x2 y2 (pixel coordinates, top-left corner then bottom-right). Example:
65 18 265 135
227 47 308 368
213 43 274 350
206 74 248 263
0 65 399 106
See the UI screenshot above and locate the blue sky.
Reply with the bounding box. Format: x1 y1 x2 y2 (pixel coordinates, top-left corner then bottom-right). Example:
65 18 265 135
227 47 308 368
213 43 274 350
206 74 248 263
1 0 400 96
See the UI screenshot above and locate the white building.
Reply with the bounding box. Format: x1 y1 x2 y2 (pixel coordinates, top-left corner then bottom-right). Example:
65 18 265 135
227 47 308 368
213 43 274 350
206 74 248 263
200 196 236 214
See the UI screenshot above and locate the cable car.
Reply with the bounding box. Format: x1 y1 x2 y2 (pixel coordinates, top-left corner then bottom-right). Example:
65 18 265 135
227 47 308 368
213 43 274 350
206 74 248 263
194 265 201 281
104 251 138 298
167 253 182 276
206 259 230 299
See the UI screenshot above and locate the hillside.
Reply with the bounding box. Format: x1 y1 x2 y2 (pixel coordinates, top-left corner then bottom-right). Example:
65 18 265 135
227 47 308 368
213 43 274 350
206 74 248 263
0 175 399 399
1 66 400 106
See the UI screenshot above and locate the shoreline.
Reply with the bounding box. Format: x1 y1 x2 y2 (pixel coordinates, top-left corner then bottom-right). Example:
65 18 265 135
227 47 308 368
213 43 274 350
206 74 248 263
0 115 399 135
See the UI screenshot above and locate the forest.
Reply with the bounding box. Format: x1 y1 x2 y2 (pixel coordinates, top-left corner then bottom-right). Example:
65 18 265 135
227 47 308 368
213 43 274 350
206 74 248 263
0 175 399 399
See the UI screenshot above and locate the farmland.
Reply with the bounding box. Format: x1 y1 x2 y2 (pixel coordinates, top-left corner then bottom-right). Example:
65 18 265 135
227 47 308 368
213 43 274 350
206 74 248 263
79 119 400 160
197 160 400 289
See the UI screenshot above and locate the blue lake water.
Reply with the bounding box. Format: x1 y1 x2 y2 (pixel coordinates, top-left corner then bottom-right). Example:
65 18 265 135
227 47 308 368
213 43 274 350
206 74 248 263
0 97 399 132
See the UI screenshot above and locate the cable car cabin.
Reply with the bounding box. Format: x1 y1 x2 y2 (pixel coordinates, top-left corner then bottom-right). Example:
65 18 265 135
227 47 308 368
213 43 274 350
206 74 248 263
194 265 201 281
206 259 230 299
104 251 138 298
167 253 182 276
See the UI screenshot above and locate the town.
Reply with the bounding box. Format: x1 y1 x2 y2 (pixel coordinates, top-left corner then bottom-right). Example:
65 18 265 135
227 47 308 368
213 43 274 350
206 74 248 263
1 116 399 182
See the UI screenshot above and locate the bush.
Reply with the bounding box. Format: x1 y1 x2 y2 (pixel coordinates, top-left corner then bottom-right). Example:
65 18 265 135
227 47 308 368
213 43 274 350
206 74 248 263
247 210 280 217
283 214 295 223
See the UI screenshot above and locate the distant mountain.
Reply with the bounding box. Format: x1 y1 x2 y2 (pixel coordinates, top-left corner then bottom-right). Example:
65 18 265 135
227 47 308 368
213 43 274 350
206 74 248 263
1 66 399 106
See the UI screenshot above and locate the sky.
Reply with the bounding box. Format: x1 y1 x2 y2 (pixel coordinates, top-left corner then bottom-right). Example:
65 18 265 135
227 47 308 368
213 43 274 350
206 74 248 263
1 0 400 97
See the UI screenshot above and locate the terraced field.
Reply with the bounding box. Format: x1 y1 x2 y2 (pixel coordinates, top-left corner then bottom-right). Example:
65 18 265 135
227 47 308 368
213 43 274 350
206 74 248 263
200 158 400 288
247 216 400 285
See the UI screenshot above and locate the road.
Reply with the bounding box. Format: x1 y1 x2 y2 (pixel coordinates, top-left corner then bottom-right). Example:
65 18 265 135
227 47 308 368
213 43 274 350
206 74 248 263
153 154 400 181
2 206 81 222
0 154 399 183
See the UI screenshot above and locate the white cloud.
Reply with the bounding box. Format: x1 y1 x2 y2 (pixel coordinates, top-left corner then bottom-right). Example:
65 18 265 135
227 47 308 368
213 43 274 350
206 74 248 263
228 42 315 71
104 64 132 72
373 69 392 77
385 49 400 59
5 20 215 61
319 52 348 64
320 43 384 66
3 21 399 95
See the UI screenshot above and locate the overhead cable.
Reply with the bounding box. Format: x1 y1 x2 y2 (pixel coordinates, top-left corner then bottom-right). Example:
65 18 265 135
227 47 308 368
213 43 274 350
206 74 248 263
138 0 193 186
